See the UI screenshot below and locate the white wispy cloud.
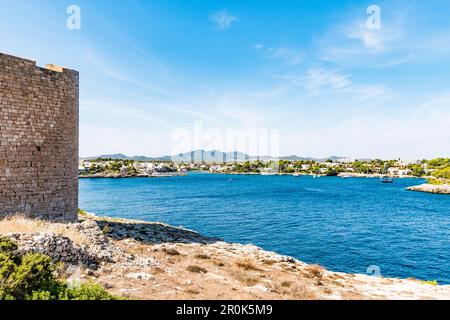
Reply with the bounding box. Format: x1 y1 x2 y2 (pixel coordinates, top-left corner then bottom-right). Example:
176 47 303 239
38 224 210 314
281 94 450 159
304 69 352 95
346 19 403 53
272 68 389 101
255 44 304 65
209 10 238 30
82 47 170 95
81 100 175 129
313 3 450 68
317 19 404 64
341 84 389 101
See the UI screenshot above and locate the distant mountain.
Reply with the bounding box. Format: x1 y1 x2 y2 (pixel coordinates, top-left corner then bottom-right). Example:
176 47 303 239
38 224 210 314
279 155 354 162
81 151 363 163
81 154 171 161
280 155 316 161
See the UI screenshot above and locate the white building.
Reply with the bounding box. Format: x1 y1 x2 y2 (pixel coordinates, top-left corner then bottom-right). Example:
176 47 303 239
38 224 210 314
388 168 412 176
397 159 421 167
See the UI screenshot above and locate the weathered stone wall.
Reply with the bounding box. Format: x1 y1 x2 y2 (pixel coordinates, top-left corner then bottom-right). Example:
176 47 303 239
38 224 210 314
0 53 79 221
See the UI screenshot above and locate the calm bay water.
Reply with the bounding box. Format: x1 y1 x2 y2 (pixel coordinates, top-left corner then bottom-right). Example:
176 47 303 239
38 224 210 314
79 173 450 283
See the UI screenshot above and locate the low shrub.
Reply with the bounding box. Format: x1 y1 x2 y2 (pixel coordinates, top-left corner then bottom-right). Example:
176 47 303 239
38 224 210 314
236 258 262 271
421 280 438 286
162 248 180 256
187 265 207 273
77 209 88 216
194 254 210 260
0 236 119 300
305 264 325 279
280 280 292 288
232 270 259 287
427 178 449 185
102 224 111 235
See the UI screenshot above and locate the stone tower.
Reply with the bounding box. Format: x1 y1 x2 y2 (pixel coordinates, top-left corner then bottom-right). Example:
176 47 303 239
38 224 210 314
0 53 79 221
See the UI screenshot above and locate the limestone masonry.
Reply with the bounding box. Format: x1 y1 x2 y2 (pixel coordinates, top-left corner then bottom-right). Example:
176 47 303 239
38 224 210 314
0 53 79 221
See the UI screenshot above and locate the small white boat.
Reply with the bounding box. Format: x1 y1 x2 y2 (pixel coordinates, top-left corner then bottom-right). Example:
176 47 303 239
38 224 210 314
380 164 394 183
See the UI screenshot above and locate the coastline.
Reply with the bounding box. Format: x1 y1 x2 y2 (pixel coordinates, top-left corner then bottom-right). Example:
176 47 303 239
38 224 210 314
79 172 186 179
406 184 450 195
2 212 449 300
79 171 424 179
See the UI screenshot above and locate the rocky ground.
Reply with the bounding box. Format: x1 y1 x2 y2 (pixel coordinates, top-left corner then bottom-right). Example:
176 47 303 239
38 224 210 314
406 184 450 195
1 214 449 300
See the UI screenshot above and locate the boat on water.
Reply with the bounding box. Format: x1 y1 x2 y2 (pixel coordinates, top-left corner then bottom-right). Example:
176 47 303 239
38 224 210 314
381 177 394 183
380 164 394 183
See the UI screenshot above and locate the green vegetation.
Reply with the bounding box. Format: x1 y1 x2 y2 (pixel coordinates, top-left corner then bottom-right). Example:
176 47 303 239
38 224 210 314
408 164 426 177
77 208 88 216
421 280 438 286
352 161 374 174
234 161 261 173
425 158 450 169
427 178 447 185
80 157 450 181
0 237 120 300
80 158 177 175
102 223 111 235
432 167 450 180
427 159 450 184
325 167 344 177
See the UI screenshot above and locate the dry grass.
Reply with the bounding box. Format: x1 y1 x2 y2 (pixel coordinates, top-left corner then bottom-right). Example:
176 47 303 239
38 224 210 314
281 280 293 288
236 258 262 271
0 215 85 245
194 253 210 260
185 288 200 295
212 259 226 267
162 248 181 256
102 223 111 235
187 265 208 273
269 281 317 299
233 270 260 287
323 288 333 295
305 264 325 279
152 267 166 275
290 283 318 299
262 259 278 266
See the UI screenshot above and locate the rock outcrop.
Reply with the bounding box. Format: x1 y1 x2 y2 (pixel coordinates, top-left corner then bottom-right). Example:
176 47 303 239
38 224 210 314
406 184 450 194
6 219 133 269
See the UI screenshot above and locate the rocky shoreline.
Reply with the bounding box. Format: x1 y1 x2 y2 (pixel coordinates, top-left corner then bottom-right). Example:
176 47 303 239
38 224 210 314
338 173 420 179
79 172 186 179
79 171 426 179
406 184 450 195
1 214 449 300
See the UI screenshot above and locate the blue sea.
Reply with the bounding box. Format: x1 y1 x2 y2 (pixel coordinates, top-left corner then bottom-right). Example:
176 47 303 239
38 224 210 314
79 173 450 284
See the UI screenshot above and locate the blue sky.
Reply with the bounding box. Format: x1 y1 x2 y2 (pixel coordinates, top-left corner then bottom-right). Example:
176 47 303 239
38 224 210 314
1 0 450 159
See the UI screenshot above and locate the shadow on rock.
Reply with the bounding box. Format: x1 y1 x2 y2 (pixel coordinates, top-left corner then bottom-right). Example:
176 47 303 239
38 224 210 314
92 219 221 245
